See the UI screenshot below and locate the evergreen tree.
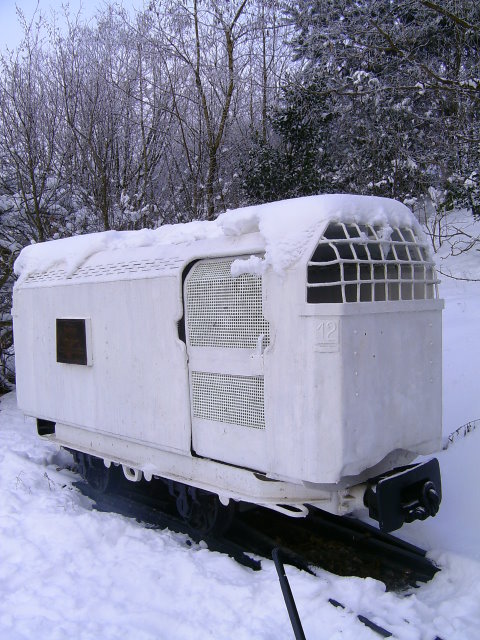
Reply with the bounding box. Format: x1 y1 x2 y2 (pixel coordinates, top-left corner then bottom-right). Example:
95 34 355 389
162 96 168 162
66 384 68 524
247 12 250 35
242 0 480 211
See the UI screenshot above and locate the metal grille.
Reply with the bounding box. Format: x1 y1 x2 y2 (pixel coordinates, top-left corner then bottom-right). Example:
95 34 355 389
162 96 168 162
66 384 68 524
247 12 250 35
24 257 183 284
191 372 265 429
185 259 270 348
307 223 439 303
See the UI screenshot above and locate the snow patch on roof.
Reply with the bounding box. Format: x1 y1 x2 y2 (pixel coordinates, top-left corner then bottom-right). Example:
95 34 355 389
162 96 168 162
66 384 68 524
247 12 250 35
14 194 416 280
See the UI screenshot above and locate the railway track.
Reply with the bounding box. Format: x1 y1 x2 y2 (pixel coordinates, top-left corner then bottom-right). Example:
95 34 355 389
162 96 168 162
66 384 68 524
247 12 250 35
230 506 438 589
75 473 445 639
75 478 263 571
75 471 439 590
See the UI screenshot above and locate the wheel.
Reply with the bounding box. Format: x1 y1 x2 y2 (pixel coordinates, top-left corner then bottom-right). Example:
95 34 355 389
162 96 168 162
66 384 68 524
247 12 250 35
81 454 112 493
171 482 235 536
186 491 235 536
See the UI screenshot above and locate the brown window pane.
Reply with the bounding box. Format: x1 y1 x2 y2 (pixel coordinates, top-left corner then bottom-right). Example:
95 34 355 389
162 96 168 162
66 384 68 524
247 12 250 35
56 319 87 365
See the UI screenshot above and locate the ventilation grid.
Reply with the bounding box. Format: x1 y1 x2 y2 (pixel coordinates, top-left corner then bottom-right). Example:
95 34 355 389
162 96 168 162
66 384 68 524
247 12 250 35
191 372 265 429
73 257 183 278
185 258 270 349
23 257 184 285
25 269 67 284
307 223 439 304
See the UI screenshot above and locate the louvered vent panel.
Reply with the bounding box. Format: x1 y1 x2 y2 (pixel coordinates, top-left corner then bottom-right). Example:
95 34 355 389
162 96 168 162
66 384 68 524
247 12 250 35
25 270 67 284
191 372 265 429
24 257 183 284
185 259 270 348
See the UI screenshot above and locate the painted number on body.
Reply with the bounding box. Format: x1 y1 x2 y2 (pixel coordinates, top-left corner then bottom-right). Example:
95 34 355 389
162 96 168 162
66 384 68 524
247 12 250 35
315 320 339 352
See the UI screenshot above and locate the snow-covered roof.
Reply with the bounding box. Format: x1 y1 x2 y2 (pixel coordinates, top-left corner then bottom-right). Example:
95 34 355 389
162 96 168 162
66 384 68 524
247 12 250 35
14 194 418 283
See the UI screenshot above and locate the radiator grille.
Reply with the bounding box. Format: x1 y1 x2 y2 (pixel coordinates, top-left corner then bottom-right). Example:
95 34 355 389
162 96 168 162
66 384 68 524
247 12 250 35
307 223 439 303
191 372 265 429
185 258 270 348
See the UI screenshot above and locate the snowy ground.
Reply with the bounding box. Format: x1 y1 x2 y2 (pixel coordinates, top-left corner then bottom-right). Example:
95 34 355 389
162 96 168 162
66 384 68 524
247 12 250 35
2 240 480 639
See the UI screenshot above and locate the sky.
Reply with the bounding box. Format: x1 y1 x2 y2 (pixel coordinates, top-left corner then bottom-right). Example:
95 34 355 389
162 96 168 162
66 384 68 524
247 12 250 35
0 0 144 52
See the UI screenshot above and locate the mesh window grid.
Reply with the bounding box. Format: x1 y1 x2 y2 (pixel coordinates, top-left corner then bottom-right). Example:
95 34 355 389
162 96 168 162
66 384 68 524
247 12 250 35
185 258 270 348
307 223 439 304
191 371 265 429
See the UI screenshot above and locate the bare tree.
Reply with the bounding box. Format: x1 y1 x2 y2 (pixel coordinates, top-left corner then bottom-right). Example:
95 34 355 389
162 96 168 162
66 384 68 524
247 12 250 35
148 0 256 219
0 35 66 242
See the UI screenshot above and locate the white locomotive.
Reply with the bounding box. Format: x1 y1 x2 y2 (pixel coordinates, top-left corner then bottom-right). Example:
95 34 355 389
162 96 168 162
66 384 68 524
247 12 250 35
13 194 443 532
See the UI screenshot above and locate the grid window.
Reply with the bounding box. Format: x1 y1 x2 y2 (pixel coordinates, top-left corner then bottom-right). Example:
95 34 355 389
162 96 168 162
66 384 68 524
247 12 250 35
307 223 439 304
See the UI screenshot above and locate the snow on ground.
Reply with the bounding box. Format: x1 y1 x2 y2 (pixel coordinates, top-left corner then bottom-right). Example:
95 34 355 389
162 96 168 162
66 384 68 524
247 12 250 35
380 240 480 565
3 219 480 639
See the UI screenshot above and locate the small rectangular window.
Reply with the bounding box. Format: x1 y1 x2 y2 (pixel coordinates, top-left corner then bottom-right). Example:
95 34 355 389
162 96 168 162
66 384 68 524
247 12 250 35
56 318 91 365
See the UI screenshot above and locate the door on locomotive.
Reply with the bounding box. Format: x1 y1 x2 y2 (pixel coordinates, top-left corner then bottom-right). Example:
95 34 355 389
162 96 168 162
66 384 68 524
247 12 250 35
184 257 270 472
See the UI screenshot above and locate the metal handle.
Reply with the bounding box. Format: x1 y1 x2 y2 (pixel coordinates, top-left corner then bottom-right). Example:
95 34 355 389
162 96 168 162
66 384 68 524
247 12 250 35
272 548 306 640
